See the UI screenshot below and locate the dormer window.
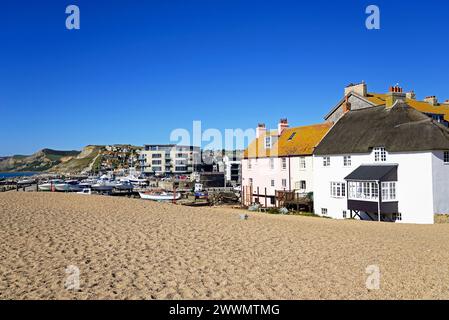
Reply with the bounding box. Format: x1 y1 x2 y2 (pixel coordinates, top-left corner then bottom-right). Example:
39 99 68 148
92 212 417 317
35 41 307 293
265 136 272 149
287 132 296 141
374 147 387 162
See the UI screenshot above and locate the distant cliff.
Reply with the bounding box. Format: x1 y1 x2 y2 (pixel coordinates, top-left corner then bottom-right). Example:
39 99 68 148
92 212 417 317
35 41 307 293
0 145 136 174
0 149 81 172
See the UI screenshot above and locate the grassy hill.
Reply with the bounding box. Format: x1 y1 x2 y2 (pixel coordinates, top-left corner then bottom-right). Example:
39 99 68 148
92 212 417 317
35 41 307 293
0 149 80 172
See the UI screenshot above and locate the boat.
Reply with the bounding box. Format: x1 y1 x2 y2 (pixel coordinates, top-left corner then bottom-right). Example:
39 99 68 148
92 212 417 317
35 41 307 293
78 178 97 189
139 191 181 201
114 180 134 191
91 177 115 192
38 179 64 191
121 175 148 186
17 178 35 185
55 180 82 192
77 188 92 195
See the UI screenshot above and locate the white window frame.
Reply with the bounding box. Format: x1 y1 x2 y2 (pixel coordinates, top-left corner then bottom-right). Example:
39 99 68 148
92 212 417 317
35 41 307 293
247 159 252 170
381 182 397 202
323 156 330 167
265 136 272 149
271 180 275 187
444 151 449 164
281 158 287 170
299 157 306 169
342 210 347 219
269 158 275 170
321 208 328 216
281 179 287 188
249 178 253 185
330 182 346 198
348 181 379 202
343 155 351 167
374 147 387 162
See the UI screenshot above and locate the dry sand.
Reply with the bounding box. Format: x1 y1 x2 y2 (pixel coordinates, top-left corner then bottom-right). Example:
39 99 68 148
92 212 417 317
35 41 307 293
1 192 449 300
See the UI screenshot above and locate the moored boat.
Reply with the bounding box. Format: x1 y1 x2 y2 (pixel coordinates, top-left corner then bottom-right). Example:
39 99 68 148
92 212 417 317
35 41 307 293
38 179 64 191
139 191 181 201
55 180 82 192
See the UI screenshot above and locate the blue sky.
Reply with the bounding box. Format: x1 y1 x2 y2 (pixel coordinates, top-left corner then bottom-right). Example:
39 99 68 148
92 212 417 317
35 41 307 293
1 0 448 155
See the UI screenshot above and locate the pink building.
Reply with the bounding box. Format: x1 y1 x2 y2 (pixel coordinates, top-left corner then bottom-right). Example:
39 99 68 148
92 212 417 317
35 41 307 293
241 119 332 207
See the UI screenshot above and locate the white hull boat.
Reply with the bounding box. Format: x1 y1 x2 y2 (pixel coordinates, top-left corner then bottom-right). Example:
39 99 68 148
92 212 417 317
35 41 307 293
55 182 82 192
18 178 35 185
92 181 114 192
77 188 92 195
38 179 64 191
139 191 181 201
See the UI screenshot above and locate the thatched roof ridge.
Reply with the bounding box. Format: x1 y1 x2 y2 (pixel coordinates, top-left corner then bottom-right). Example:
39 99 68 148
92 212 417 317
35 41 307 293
314 102 449 155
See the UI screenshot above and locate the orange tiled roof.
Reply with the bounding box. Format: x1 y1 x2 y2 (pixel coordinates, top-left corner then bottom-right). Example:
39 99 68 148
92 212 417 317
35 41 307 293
244 123 332 159
365 93 449 122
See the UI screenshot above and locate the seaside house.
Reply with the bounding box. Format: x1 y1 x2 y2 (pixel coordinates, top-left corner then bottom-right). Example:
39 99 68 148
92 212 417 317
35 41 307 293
313 99 449 224
325 82 449 125
241 119 332 207
138 144 201 175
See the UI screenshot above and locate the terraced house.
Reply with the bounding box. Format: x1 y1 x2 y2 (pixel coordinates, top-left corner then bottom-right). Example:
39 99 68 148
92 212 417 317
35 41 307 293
314 93 449 224
241 119 332 207
325 82 449 125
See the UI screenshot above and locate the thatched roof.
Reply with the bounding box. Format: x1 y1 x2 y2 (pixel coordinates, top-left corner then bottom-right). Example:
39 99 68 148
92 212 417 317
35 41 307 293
314 102 449 155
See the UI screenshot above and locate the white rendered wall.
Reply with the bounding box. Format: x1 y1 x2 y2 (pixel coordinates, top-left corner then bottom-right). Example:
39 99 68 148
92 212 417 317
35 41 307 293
432 151 449 215
313 151 435 224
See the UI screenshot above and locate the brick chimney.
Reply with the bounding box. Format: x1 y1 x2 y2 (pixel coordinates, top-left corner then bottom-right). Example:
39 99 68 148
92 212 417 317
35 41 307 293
424 96 438 106
256 123 266 138
386 85 406 108
344 81 367 97
278 118 289 135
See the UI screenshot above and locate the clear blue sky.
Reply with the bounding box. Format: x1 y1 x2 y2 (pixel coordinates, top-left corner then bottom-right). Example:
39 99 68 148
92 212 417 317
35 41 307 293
1 0 448 155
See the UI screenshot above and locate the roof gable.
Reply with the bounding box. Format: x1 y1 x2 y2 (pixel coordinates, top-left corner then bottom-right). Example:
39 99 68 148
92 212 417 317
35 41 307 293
315 102 449 155
244 123 332 159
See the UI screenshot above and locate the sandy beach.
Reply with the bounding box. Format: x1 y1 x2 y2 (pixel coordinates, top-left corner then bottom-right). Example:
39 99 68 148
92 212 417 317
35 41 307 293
1 192 449 300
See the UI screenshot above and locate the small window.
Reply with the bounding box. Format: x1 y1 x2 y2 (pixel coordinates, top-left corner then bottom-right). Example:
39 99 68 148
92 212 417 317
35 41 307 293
247 160 252 170
323 157 330 167
321 208 328 216
444 151 449 164
270 197 276 205
299 157 306 169
299 180 306 190
374 147 387 162
271 180 275 187
269 158 275 170
281 158 287 170
287 132 296 141
393 213 402 221
342 210 347 219
249 178 253 185
343 156 351 167
330 182 346 198
282 179 287 188
265 136 272 149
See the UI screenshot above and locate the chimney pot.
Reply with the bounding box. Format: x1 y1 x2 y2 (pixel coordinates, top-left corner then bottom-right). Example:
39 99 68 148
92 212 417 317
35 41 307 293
278 118 289 135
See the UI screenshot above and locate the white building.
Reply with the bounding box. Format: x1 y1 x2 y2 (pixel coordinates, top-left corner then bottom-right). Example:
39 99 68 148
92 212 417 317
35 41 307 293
138 144 201 175
313 100 449 224
241 119 332 207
